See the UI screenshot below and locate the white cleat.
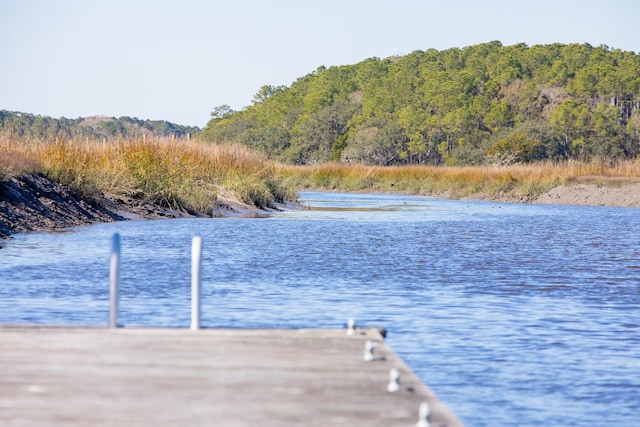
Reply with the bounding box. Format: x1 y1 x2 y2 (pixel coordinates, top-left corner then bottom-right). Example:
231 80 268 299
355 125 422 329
416 401 431 427
363 340 376 361
387 368 401 392
346 318 356 336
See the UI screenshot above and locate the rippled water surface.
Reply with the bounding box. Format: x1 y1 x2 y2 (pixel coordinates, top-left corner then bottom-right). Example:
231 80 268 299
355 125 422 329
1 192 639 426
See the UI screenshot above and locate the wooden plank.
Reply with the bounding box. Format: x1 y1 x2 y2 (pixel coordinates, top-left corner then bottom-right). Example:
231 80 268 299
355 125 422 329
0 327 463 426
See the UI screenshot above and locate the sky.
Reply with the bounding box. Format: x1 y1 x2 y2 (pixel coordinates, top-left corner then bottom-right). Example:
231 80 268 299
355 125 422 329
2 0 639 128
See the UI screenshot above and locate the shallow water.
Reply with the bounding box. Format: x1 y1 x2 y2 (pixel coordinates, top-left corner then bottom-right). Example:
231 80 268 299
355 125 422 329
1 192 639 426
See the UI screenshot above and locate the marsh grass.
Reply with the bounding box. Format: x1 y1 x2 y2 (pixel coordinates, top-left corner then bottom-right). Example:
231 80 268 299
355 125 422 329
280 160 640 200
2 131 639 208
0 134 296 212
0 134 42 179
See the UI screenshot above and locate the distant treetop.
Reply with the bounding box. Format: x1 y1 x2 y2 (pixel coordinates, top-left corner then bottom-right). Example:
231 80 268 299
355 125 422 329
0 111 200 141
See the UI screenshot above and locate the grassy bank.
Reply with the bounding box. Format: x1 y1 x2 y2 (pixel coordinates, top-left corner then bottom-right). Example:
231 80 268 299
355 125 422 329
3 133 639 210
0 135 297 214
278 160 640 201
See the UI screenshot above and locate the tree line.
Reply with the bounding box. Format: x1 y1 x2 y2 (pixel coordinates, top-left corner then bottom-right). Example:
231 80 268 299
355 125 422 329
0 111 200 141
203 41 640 166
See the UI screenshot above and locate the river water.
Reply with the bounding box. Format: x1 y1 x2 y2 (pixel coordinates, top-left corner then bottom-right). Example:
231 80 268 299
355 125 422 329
1 191 638 426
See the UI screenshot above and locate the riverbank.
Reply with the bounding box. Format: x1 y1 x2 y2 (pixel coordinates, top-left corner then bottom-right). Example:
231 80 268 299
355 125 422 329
533 180 640 207
2 172 639 244
457 179 640 207
0 173 272 244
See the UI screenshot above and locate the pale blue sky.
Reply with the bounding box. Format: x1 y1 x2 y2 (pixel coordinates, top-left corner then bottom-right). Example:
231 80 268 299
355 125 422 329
2 0 639 127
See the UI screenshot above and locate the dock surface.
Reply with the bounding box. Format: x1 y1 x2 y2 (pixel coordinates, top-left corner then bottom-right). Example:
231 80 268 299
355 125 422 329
1 327 462 426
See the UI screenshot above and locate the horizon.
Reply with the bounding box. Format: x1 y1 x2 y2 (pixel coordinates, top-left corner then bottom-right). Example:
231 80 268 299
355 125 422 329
3 1 639 127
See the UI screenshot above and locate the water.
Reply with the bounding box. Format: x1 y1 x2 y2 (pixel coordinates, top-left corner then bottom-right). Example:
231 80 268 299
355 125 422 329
1 191 639 426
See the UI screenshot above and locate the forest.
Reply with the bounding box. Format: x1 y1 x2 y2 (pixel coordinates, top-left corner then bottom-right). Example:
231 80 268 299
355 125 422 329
202 42 640 166
0 111 200 141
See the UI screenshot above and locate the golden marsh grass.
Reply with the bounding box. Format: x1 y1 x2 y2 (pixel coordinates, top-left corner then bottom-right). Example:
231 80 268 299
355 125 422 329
2 132 639 209
279 160 640 200
0 134 296 212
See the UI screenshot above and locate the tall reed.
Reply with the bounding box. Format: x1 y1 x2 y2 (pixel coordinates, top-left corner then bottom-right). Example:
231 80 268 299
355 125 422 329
0 133 42 179
0 134 296 212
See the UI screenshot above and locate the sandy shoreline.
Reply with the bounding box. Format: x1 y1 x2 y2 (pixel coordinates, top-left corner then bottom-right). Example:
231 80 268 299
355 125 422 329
1 173 638 244
533 182 640 208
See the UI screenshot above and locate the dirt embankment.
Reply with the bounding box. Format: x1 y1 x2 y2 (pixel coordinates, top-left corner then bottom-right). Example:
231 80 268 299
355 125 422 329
534 181 640 208
0 173 123 243
456 177 640 208
0 173 262 245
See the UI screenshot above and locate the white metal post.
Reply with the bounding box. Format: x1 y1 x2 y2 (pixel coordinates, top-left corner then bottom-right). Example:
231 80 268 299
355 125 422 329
109 233 121 328
191 236 203 330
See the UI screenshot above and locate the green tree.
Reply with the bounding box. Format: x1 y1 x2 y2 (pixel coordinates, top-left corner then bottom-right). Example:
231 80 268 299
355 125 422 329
485 102 514 131
201 42 640 165
549 100 590 158
625 114 640 158
252 85 286 104
289 99 359 163
210 105 235 120
341 116 404 165
486 132 543 166
589 103 624 158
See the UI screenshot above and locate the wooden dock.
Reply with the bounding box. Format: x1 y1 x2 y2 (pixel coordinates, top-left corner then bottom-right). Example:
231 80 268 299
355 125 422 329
0 327 463 426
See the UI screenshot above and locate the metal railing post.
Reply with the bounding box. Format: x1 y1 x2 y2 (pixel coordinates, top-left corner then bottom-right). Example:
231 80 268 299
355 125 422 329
109 233 121 328
191 236 202 330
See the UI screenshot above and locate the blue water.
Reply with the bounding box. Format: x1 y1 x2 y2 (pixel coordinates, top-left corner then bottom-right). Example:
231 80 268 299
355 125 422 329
1 191 639 426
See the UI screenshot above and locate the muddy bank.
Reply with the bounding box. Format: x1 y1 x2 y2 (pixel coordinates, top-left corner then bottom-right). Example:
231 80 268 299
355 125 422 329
533 182 640 208
428 183 640 209
0 173 122 243
450 178 640 208
0 173 264 245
